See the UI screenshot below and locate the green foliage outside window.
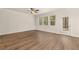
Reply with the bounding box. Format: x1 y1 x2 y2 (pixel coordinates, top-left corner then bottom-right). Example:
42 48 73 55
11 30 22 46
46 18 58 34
44 16 48 25
39 17 42 25
50 16 56 25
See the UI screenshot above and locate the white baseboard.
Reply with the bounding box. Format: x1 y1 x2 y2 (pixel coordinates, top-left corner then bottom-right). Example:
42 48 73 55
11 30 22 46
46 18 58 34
37 29 79 38
0 29 35 36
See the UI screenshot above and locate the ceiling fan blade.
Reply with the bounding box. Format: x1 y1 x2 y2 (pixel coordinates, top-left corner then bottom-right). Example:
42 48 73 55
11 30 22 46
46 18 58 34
36 10 39 11
26 8 39 14
30 8 35 11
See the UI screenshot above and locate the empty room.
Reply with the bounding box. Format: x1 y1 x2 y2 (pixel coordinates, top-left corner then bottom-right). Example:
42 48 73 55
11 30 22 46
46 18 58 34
0 8 79 50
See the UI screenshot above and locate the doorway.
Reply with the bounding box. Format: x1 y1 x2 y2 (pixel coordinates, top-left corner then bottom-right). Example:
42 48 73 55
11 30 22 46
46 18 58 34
61 16 71 35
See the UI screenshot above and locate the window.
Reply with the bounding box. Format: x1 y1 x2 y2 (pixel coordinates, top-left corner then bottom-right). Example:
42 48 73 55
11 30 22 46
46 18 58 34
39 17 42 25
63 16 69 31
44 16 48 25
50 16 56 25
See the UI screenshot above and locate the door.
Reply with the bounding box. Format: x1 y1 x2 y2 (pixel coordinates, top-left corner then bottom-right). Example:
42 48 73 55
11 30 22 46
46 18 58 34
61 16 71 35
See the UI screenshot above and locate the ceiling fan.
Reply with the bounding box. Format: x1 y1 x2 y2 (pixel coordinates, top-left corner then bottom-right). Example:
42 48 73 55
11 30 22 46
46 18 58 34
26 8 39 14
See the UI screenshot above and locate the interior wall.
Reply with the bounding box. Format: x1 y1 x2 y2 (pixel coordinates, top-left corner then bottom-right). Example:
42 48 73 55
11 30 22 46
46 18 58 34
67 9 79 37
36 8 79 37
0 9 36 35
0 8 79 37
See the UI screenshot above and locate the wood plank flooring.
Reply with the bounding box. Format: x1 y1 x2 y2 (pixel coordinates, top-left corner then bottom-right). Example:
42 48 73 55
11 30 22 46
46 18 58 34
0 30 79 50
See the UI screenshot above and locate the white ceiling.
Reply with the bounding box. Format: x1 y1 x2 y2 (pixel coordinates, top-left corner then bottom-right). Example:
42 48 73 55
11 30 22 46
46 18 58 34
36 8 57 14
5 8 58 15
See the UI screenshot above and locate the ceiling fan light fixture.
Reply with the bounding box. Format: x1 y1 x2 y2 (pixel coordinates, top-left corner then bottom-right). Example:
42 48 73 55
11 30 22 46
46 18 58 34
26 8 39 14
31 11 36 14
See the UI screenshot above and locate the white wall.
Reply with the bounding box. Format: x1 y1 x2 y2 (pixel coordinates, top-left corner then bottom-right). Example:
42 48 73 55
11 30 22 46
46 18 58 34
36 8 79 37
1 8 79 37
67 9 79 37
0 9 36 35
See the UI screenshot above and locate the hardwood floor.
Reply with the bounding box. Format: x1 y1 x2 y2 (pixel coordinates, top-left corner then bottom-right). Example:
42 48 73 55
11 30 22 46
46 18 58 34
0 30 79 50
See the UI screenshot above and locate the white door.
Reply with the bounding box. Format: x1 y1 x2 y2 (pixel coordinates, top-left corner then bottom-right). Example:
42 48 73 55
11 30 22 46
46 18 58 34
61 16 71 35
